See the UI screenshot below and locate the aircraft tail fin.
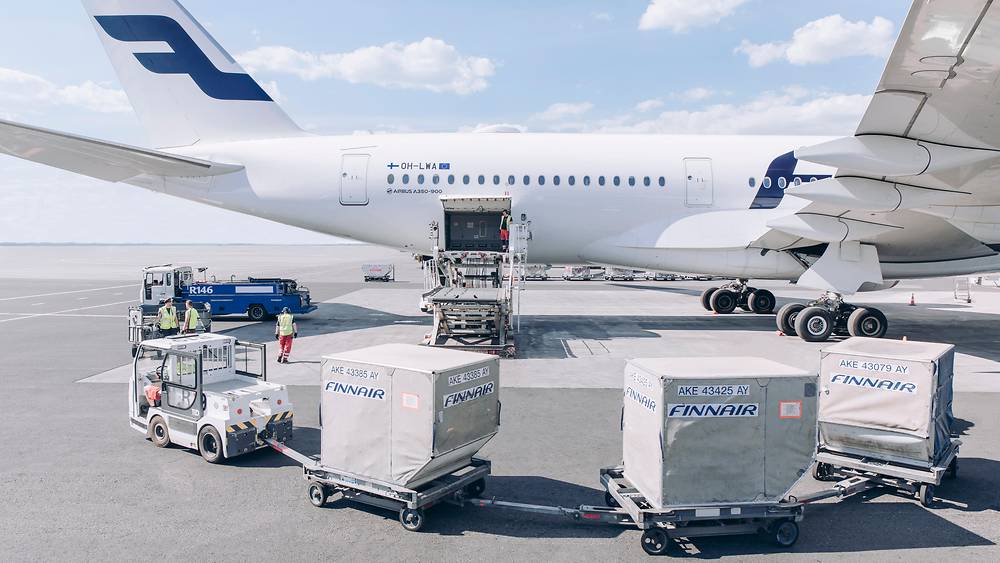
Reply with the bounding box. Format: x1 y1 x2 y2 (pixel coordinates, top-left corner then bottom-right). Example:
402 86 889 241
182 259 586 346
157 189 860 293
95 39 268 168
81 0 304 148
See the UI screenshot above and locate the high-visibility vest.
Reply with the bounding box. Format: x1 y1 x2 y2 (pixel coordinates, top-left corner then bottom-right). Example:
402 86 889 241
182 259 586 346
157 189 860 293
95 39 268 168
185 307 200 330
158 306 177 329
277 313 294 336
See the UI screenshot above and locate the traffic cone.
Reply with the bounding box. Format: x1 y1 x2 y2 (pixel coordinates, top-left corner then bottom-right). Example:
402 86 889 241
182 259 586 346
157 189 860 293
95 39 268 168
908 293 916 306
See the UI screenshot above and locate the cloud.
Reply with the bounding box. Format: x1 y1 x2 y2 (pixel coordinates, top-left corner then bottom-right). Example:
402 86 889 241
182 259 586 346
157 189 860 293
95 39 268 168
0 68 132 113
532 102 594 121
635 99 664 112
736 15 895 67
592 12 614 22
591 88 870 135
238 38 495 95
639 0 748 32
676 87 714 101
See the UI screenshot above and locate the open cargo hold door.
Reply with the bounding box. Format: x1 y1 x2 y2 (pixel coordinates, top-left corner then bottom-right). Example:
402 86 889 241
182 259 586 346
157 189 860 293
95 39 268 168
440 195 511 252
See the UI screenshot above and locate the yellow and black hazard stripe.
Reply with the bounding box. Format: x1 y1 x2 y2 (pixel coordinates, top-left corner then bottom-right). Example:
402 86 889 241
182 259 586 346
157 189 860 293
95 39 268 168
226 419 256 433
265 411 293 426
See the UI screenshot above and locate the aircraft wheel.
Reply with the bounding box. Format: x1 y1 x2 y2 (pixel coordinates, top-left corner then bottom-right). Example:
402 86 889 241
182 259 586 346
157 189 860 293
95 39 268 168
776 303 805 335
700 287 719 311
710 289 738 314
847 307 888 338
749 289 776 314
794 307 834 342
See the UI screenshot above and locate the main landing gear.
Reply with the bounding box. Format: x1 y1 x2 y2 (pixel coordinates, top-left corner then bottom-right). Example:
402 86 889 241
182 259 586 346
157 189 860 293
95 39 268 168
700 279 776 315
776 292 888 342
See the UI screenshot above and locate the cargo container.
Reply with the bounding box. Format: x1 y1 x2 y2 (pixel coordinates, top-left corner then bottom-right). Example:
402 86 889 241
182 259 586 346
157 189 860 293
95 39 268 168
320 344 500 488
622 357 817 509
818 338 956 468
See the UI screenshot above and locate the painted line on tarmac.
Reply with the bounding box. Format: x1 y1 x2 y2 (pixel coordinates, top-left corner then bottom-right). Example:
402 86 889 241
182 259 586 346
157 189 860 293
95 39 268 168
0 312 123 318
0 300 133 323
0 284 135 302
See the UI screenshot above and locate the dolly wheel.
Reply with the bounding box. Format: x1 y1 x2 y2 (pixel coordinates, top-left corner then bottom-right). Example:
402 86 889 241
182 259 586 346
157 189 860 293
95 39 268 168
918 484 936 507
399 508 425 532
640 528 670 556
771 520 799 547
464 478 487 498
812 462 835 481
308 482 328 507
604 491 620 508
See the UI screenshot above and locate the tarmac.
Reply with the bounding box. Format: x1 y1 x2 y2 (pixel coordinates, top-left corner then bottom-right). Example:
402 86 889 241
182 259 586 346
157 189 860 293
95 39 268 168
2 244 999 561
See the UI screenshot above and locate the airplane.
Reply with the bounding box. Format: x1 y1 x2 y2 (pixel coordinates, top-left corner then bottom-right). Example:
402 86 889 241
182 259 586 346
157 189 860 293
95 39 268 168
2 0 1000 343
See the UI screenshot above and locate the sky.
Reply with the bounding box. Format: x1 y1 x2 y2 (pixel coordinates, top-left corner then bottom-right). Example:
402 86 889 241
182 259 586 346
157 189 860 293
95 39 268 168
0 0 911 243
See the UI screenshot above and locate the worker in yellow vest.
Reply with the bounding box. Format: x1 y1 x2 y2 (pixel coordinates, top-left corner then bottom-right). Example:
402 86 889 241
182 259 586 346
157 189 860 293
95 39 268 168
275 307 298 363
182 300 200 334
156 298 179 337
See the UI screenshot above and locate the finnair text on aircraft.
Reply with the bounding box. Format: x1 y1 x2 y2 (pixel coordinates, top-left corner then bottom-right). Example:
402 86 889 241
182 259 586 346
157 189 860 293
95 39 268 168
667 403 759 418
443 381 494 408
625 386 657 412
830 373 917 393
324 381 386 400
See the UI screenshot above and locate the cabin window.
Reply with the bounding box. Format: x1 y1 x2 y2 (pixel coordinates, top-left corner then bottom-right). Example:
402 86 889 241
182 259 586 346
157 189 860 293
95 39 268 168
613 176 621 186
463 175 470 185
478 175 485 185
568 175 576 186
402 174 410 185
810 177 817 182
553 175 561 186
763 176 771 189
538 175 546 186
523 175 530 186
492 175 500 185
628 176 636 187
432 174 440 185
448 174 455 184
658 176 665 187
748 177 756 188
793 177 802 186
508 175 515 185
417 174 425 184
643 176 650 187
583 176 591 186
387 174 395 184
778 177 787 189
598 176 606 186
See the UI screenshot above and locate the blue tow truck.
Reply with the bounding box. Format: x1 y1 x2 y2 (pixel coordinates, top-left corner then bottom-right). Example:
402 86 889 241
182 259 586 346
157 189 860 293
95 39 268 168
138 264 318 320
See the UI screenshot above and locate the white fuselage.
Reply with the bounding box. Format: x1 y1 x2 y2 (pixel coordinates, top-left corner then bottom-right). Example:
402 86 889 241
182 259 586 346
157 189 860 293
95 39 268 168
154 132 1000 281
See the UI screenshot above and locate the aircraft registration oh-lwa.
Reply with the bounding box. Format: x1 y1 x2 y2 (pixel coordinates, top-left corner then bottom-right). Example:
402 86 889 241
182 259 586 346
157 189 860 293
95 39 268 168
2 0 1000 342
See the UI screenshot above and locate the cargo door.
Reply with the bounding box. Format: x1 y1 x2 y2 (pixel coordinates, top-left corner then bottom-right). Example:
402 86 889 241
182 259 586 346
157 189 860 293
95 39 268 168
662 378 766 505
434 361 500 455
684 158 713 207
340 154 370 205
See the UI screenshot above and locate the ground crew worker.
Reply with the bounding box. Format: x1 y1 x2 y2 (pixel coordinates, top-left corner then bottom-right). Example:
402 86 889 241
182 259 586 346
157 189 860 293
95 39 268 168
156 298 178 337
499 209 511 251
182 300 200 334
275 307 298 363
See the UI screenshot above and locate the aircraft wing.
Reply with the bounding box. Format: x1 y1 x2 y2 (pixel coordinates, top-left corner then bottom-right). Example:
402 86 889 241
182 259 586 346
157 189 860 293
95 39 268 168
756 0 1000 292
0 118 243 182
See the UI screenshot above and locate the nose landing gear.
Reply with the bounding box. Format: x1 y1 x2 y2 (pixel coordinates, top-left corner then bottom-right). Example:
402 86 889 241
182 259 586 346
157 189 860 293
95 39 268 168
776 292 888 342
701 279 776 315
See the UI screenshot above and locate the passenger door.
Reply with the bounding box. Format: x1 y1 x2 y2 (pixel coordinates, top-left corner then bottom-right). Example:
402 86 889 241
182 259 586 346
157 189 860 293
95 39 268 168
340 154 370 205
684 158 714 207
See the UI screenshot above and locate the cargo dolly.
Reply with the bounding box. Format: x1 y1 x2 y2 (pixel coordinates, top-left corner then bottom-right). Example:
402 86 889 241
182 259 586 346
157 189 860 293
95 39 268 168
266 438 491 532
811 440 961 507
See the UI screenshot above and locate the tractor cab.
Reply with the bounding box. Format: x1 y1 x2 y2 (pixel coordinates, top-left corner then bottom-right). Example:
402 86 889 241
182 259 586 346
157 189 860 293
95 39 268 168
130 333 292 463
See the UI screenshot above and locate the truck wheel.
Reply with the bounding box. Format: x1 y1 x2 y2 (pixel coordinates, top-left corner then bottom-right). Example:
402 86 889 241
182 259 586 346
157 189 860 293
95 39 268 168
248 304 266 322
771 520 799 547
308 482 328 507
640 528 670 555
700 287 719 311
198 425 224 464
794 307 834 342
149 416 170 448
399 508 425 532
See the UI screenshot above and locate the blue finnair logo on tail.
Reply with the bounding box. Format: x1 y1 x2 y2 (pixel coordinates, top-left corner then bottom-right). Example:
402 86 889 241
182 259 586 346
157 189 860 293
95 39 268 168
749 151 831 210
95 15 272 102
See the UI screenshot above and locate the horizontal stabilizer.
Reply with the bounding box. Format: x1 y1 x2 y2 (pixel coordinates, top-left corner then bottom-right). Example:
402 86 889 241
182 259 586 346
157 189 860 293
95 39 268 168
0 118 242 182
